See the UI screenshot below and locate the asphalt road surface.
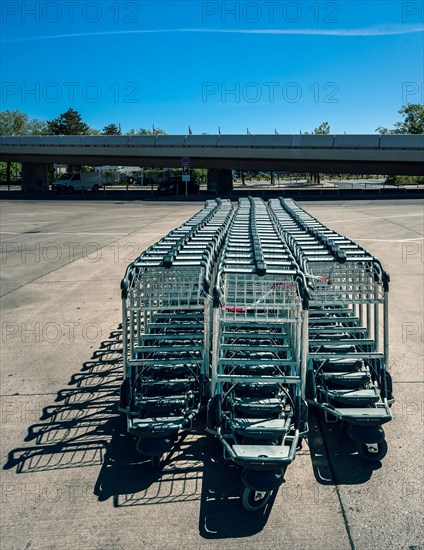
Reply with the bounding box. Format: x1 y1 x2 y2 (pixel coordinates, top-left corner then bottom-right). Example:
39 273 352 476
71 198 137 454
1 198 423 550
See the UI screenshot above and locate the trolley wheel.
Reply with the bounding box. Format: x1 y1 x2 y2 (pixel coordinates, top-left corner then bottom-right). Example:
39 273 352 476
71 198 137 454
241 487 272 512
92 184 100 192
357 440 388 462
119 379 130 412
151 455 161 469
135 436 144 455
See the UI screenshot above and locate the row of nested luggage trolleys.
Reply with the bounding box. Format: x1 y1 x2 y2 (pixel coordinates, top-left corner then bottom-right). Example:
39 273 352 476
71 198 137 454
120 197 394 512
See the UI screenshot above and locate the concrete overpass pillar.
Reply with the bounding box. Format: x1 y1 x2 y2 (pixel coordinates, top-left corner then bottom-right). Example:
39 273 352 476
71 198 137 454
21 163 49 195
207 169 233 195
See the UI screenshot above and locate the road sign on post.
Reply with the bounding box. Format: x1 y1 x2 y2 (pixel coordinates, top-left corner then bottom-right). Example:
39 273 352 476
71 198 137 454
182 161 190 196
182 164 190 177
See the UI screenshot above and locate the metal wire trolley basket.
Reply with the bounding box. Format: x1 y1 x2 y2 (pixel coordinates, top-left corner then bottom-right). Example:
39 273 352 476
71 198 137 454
207 197 310 512
120 199 234 467
269 198 393 463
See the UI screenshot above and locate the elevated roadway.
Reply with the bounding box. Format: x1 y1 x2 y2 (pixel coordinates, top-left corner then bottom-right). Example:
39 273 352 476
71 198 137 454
1 134 423 193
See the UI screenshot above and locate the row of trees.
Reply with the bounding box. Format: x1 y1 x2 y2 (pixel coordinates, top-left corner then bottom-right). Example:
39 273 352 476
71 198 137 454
0 108 167 137
1 104 423 138
376 104 424 135
303 106 424 136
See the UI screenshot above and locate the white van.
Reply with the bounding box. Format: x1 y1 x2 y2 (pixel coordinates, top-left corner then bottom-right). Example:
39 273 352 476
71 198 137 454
52 172 102 193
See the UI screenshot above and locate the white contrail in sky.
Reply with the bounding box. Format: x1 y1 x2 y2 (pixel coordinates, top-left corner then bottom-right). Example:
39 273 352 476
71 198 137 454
2 24 424 42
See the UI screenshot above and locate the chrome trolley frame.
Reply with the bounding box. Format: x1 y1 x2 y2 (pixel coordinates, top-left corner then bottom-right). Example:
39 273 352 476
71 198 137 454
120 200 234 467
269 198 393 462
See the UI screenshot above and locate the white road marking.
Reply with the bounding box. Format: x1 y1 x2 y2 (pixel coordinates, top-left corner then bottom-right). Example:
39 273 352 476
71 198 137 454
0 231 169 236
356 237 424 242
320 213 424 223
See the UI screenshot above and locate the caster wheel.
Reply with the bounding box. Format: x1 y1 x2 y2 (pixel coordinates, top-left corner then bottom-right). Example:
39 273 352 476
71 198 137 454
136 436 144 455
357 440 388 462
241 487 272 512
151 455 161 469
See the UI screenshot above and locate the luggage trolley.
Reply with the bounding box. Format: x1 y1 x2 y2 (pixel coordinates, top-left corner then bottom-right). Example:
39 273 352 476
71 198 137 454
120 199 234 467
207 197 309 511
269 198 393 462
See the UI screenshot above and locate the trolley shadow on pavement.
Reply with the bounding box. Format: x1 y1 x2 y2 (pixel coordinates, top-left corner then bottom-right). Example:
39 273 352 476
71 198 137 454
2 324 206 506
198 419 274 539
307 409 382 487
95 416 206 507
3 328 124 475
95 410 273 536
3 325 274 534
2 326 171 501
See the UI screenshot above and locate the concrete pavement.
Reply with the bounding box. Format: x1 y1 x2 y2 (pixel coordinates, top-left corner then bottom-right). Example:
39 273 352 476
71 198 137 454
0 198 423 549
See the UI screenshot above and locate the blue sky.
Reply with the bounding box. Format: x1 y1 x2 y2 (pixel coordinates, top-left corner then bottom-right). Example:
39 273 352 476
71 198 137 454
1 0 423 134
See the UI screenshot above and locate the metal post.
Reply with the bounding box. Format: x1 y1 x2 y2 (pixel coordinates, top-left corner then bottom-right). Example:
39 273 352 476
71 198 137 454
301 309 309 399
122 298 129 379
358 302 363 326
211 307 220 395
374 302 380 351
137 308 141 347
204 299 212 384
6 161 11 191
367 302 372 339
384 292 389 370
295 316 301 376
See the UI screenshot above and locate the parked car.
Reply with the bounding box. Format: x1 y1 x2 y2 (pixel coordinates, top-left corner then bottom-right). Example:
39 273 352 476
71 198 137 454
158 176 200 196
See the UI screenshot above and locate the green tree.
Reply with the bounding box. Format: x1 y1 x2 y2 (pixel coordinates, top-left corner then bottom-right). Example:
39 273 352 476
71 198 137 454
303 122 331 135
301 122 331 183
27 118 48 135
375 126 391 135
0 110 48 184
313 121 331 135
394 104 424 134
0 110 30 135
47 108 90 135
126 127 167 136
102 123 121 135
376 103 424 134
0 110 48 136
140 127 167 136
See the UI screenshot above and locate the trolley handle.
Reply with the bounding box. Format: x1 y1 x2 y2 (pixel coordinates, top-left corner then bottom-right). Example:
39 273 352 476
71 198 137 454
372 256 390 291
203 205 235 290
268 203 310 278
295 271 310 310
282 198 385 265
163 199 224 268
133 199 219 265
279 198 348 264
213 280 222 308
121 261 136 300
248 197 267 276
